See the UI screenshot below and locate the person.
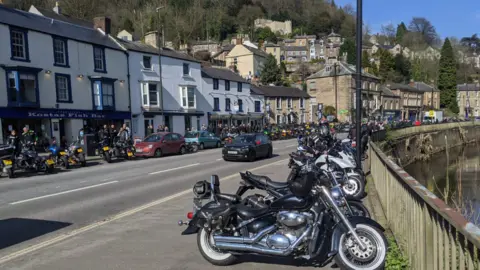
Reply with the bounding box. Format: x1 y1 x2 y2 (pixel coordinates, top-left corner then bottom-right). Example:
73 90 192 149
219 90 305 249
7 130 20 153
21 126 36 147
118 123 130 142
201 124 207 131
164 125 169 132
157 125 164 133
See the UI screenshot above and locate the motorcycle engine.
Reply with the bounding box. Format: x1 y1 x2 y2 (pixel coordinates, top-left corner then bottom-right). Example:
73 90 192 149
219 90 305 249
264 211 311 249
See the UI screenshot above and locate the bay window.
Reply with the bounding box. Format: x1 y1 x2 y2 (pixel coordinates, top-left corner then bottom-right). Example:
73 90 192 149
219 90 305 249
91 78 116 110
4 68 41 107
141 82 160 106
180 86 196 108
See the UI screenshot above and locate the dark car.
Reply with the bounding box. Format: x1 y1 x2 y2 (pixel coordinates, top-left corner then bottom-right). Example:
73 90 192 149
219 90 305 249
222 133 273 162
135 132 186 157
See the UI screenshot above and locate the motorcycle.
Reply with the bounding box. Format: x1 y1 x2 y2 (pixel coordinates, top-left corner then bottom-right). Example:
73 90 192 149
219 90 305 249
98 137 113 163
0 145 15 178
15 143 55 174
185 142 199 153
66 141 87 167
179 173 387 269
48 144 70 169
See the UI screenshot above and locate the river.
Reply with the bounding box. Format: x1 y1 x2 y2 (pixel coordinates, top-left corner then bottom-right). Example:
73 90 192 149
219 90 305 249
405 143 480 225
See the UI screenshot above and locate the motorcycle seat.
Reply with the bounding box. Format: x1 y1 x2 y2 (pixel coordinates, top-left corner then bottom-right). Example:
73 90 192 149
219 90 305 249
236 204 270 219
245 171 289 189
216 193 241 203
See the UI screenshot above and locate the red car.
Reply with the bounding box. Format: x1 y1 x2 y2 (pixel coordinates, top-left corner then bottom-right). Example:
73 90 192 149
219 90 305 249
135 132 186 157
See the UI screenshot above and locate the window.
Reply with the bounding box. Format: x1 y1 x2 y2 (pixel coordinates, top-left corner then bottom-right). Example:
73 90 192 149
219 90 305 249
255 101 261 112
237 82 242 92
183 63 190 76
92 79 115 110
238 99 243 112
225 80 230 91
300 98 304 108
180 86 196 108
141 82 159 106
287 98 292 108
225 98 231 111
53 37 69 67
143 56 152 69
10 28 29 61
55 73 72 103
213 97 220 111
276 115 281 124
171 133 180 140
213 79 219 90
276 97 282 108
93 46 106 72
6 70 39 106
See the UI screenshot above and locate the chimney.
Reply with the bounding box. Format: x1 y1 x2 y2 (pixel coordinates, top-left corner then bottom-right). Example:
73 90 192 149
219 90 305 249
93 17 111 35
236 37 243 45
144 31 159 48
53 1 61 14
409 79 415 87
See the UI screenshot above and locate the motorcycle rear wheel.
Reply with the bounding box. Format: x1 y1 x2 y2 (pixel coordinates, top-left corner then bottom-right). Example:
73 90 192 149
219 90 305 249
61 156 69 169
6 168 14 178
343 176 366 200
104 152 112 163
197 228 236 266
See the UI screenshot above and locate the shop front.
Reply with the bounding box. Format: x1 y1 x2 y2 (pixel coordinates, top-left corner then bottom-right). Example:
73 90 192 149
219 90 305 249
208 113 232 130
133 110 205 138
0 107 131 145
248 112 264 130
382 110 401 121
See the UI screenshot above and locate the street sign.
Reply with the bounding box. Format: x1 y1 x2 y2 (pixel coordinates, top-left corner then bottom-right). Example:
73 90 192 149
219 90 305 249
429 110 435 117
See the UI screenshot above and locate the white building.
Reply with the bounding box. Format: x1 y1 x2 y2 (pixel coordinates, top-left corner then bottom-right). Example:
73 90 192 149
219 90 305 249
201 66 264 129
0 4 130 145
115 32 206 138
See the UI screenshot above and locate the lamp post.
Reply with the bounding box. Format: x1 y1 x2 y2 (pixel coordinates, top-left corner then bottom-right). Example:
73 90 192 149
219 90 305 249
156 6 165 126
355 0 363 168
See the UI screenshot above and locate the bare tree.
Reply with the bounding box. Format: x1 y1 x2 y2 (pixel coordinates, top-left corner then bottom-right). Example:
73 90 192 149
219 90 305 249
408 17 439 46
380 23 396 44
363 23 372 42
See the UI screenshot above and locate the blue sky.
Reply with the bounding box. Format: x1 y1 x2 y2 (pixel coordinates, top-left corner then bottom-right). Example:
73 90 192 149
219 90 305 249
335 0 480 39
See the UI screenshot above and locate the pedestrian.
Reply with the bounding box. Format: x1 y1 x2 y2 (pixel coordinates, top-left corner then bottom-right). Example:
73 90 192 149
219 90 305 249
164 126 169 132
157 125 164 133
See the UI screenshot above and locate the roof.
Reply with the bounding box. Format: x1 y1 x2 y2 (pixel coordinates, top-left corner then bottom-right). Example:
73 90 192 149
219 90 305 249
0 5 121 50
30 6 93 28
386 83 422 92
307 62 380 80
253 85 311 98
201 66 247 83
412 82 440 92
457 83 480 91
375 44 395 50
242 45 269 58
264 43 280 47
294 35 316 39
328 31 341 37
380 85 399 97
284 46 308 51
250 85 264 95
211 44 235 59
115 38 200 62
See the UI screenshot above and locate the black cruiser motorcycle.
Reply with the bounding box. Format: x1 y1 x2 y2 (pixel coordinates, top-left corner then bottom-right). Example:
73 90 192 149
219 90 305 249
179 169 387 269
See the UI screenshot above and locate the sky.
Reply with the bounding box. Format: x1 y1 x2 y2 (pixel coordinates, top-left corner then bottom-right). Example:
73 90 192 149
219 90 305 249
335 0 480 39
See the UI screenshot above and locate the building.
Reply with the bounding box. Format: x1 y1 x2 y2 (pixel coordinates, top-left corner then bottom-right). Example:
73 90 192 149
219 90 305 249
0 4 130 145
371 44 402 56
254 19 292 35
225 43 269 80
411 81 440 110
28 3 93 28
284 46 309 62
114 31 205 138
306 62 381 122
264 44 282 65
254 86 311 124
189 40 221 56
201 66 264 128
457 83 480 118
211 44 235 67
386 83 425 121
379 86 401 120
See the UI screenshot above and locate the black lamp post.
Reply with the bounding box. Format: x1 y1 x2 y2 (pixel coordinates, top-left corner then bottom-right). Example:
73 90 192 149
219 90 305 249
355 0 363 167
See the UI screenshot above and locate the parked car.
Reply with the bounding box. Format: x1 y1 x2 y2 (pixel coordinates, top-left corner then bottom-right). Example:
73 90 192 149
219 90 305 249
184 131 221 150
222 133 273 161
135 132 186 158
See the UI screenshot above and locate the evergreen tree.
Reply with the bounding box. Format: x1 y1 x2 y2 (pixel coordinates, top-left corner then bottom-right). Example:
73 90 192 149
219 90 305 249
362 51 371 69
396 22 407 44
339 38 356 65
378 49 395 82
260 54 282 85
394 54 411 83
437 38 459 113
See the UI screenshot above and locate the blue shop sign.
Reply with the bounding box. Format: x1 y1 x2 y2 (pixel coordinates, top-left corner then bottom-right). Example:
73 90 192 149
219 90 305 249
0 108 131 120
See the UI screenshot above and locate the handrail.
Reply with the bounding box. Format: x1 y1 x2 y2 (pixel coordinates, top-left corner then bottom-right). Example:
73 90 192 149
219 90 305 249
369 141 479 269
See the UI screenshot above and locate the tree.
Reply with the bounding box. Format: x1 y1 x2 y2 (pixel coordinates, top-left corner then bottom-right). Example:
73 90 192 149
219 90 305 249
394 54 411 83
408 17 439 46
395 22 407 43
378 49 395 82
380 23 396 44
362 51 371 69
460 34 480 52
339 38 356 65
237 5 264 37
260 54 282 85
324 105 336 116
437 38 459 113
255 27 277 44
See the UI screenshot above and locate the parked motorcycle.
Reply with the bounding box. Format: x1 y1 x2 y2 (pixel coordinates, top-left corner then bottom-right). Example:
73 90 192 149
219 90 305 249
179 173 387 269
48 144 70 169
66 141 87 167
185 142 199 153
15 143 55 174
0 145 15 178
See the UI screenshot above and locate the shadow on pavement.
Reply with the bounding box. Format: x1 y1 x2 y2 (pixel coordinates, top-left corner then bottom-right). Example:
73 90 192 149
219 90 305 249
236 255 336 268
0 218 71 250
11 168 71 178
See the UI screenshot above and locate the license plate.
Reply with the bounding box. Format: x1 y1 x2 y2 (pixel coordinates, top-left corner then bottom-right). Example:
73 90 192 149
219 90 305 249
127 152 133 157
136 148 143 153
2 160 12 166
46 159 55 165
77 148 83 153
228 151 237 154
103 147 109 151
59 151 66 155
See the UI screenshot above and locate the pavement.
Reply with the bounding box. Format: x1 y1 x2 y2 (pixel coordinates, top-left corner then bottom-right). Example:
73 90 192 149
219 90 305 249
0 139 321 269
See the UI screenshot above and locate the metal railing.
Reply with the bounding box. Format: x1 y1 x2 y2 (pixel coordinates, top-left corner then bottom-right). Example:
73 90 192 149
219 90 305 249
369 142 480 269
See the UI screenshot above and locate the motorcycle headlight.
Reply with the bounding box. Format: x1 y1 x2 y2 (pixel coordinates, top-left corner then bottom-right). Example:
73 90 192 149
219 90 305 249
330 186 342 200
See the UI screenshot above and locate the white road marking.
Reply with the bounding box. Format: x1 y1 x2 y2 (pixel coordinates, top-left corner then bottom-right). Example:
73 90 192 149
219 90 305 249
273 148 277 150
9 181 119 205
286 144 296 147
216 158 222 161
149 163 200 175
0 158 287 265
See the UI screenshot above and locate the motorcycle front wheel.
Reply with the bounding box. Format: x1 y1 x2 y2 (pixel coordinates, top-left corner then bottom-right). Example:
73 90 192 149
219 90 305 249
103 152 112 163
197 228 237 266
343 176 366 200
335 223 387 270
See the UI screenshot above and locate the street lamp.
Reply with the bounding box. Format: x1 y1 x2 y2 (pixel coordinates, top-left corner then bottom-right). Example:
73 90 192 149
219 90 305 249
355 0 363 167
156 6 165 126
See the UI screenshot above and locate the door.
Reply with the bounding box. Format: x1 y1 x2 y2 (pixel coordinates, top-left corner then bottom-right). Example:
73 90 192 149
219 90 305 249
162 133 174 154
170 133 182 153
144 119 153 137
255 134 268 156
199 132 211 148
208 132 217 146
164 116 171 131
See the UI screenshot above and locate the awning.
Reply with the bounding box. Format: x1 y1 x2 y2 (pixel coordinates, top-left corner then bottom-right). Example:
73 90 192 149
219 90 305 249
209 113 231 120
232 114 249 120
248 113 264 119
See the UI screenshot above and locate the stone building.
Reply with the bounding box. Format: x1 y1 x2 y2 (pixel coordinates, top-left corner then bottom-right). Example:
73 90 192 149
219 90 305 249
386 83 425 121
254 19 292 35
457 83 480 118
306 62 381 122
411 82 440 110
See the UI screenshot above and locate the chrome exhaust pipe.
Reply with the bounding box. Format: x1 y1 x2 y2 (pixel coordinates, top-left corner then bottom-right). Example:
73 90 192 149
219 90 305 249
213 225 276 244
215 225 312 256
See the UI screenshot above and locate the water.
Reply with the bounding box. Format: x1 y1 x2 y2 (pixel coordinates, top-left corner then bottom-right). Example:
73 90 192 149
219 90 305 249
405 143 480 224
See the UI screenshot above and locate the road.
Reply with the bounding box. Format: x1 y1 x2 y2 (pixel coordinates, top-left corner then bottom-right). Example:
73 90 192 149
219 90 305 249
0 139 300 264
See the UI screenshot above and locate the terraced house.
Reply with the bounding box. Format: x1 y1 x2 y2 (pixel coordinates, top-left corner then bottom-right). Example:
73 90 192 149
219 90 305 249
0 4 130 145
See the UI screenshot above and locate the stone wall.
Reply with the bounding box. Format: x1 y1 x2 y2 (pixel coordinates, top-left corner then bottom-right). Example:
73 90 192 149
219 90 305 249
382 122 480 166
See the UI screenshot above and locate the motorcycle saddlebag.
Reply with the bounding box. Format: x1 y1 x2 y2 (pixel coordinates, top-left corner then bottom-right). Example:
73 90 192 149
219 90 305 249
0 145 15 159
195 200 236 229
